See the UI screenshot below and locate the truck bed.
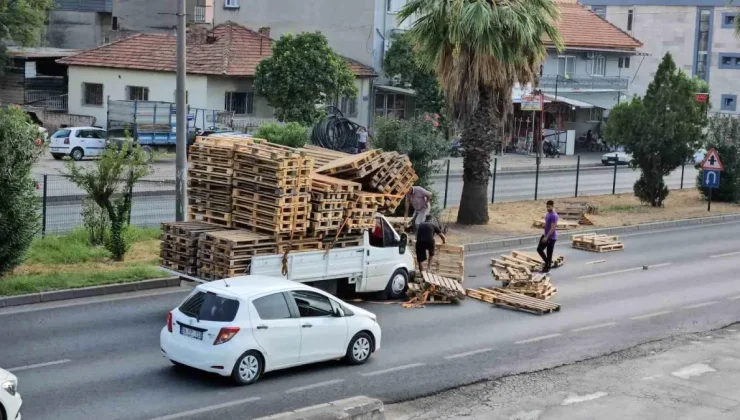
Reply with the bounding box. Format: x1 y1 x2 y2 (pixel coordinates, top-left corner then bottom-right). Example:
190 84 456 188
249 245 365 283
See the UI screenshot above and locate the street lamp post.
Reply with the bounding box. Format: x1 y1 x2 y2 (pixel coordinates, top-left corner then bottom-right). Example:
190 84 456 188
175 0 188 221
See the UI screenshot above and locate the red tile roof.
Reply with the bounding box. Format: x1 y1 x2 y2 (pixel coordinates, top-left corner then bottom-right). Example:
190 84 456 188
547 3 642 50
58 21 376 77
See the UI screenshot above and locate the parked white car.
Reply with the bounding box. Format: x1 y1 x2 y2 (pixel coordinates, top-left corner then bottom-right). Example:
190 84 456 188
160 276 381 385
49 127 107 161
601 151 632 166
0 367 22 420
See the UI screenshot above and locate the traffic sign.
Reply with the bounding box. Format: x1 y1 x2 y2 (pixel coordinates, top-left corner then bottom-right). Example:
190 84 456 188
701 148 724 171
702 169 720 188
695 93 709 103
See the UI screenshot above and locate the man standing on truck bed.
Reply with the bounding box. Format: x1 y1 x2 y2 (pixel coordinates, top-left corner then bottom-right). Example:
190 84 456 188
416 215 446 272
537 200 558 273
404 185 433 229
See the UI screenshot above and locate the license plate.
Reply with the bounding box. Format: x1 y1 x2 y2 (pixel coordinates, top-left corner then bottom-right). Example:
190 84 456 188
180 325 203 340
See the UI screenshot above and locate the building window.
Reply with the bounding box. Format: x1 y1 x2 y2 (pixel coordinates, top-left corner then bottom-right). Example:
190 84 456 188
718 53 740 69
82 83 103 106
589 108 604 122
375 93 406 119
557 56 576 78
112 16 118 30
332 96 358 118
721 94 737 112
627 9 634 31
722 13 737 29
224 91 254 115
618 57 631 69
592 56 606 76
591 6 606 18
126 86 149 101
224 0 239 8
694 8 712 81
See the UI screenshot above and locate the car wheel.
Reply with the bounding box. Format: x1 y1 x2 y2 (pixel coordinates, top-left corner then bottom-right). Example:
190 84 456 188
231 350 263 386
51 153 63 160
381 269 408 300
0 402 5 420
71 147 84 161
346 332 373 365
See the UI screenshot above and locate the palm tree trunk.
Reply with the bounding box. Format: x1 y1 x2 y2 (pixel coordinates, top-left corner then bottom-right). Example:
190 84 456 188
457 88 497 224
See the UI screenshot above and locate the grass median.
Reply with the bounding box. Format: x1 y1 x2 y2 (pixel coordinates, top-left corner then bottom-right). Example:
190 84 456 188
0 227 165 297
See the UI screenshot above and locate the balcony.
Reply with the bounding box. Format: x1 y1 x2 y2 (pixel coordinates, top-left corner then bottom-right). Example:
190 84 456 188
538 75 628 92
25 93 68 112
191 6 207 23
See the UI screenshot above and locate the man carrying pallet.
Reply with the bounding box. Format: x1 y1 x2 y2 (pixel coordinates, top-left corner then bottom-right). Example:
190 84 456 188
537 200 558 273
404 185 433 228
416 215 446 272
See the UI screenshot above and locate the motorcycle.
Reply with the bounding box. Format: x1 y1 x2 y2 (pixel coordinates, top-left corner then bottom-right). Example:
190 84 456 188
543 139 561 158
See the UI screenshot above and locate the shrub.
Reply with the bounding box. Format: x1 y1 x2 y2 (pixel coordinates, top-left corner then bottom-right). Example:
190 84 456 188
256 123 309 148
81 197 110 246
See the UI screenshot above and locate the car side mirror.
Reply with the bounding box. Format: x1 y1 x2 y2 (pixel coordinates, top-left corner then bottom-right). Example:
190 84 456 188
333 307 345 317
399 233 408 254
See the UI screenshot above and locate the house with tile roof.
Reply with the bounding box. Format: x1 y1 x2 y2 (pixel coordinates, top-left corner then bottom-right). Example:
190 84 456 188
57 22 377 131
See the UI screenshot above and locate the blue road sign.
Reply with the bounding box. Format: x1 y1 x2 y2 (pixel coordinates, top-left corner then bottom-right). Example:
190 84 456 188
702 169 720 188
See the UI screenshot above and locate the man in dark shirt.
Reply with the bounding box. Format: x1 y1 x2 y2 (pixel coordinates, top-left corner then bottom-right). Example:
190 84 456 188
416 215 446 272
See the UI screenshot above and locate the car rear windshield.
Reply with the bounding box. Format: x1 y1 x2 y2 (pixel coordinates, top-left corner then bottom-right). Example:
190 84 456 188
179 291 240 322
52 129 71 138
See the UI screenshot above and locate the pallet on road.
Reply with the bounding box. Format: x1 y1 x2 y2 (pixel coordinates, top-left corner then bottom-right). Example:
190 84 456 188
418 271 465 299
571 233 624 253
532 219 580 230
466 287 560 315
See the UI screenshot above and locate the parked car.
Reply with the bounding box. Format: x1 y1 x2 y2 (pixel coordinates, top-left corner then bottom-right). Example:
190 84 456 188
160 276 381 385
0 367 22 420
601 151 632 166
48 126 107 161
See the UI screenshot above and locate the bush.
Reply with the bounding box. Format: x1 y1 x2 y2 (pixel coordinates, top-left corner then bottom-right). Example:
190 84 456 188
0 106 44 277
81 197 110 246
696 114 740 202
256 123 309 148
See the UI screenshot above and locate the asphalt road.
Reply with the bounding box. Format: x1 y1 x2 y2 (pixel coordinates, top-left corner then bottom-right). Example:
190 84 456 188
43 166 699 234
3 220 740 419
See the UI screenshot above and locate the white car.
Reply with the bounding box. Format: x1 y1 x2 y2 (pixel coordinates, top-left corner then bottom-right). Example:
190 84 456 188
601 151 631 166
0 367 22 420
160 276 381 385
49 126 107 161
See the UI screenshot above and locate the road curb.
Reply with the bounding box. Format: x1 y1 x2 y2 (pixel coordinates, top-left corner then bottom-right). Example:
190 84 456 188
255 396 385 420
0 277 182 308
432 162 606 179
463 212 740 253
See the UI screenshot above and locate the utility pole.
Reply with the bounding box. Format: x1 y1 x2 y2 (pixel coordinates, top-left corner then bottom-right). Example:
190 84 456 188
175 0 187 221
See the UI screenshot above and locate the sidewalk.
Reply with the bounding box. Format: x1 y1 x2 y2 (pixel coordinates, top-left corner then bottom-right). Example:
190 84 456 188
386 325 740 420
434 152 605 176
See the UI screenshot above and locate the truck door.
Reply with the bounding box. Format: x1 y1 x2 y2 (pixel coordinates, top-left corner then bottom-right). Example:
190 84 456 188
364 217 401 292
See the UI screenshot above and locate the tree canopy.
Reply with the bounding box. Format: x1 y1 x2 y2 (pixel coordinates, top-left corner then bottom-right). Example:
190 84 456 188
0 0 55 72
254 32 358 126
605 53 707 207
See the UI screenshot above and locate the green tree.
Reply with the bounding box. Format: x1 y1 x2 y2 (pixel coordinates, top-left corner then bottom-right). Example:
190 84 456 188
65 143 151 261
696 115 740 202
254 32 358 125
383 32 446 129
399 0 562 224
0 0 55 72
0 106 44 277
256 122 309 148
605 53 707 207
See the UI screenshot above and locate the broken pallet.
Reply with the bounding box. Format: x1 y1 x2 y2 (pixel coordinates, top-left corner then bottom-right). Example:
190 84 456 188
467 287 561 315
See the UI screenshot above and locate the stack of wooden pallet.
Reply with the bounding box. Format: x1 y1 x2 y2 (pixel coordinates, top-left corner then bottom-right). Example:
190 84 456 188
197 230 277 280
572 233 624 252
410 242 465 282
348 191 385 230
298 145 350 170
188 138 249 227
384 217 412 233
368 152 418 197
559 202 595 225
491 250 564 284
467 288 560 315
160 221 221 275
309 174 361 234
317 150 384 180
404 272 466 308
504 273 557 300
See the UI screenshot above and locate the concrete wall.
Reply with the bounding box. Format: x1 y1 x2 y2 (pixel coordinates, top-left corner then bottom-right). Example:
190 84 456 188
112 0 178 34
45 10 112 49
709 6 740 114
541 50 632 81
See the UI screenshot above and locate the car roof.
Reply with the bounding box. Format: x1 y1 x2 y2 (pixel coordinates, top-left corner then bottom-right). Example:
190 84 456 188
197 275 313 299
55 126 104 131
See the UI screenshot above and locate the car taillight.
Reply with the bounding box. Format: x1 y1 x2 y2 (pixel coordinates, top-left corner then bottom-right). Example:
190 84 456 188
63 138 70 144
214 327 240 345
167 312 173 333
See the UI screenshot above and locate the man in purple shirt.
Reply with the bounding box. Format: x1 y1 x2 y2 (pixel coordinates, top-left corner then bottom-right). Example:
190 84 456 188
537 200 558 273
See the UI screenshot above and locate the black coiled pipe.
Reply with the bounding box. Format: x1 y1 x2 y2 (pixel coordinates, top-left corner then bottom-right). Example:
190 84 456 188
310 107 361 153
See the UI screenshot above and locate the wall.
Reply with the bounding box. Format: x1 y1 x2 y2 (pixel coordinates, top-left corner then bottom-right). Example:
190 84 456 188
205 76 274 118
540 50 633 82
0 72 24 105
709 6 740 114
213 0 377 68
113 0 177 34
45 10 112 49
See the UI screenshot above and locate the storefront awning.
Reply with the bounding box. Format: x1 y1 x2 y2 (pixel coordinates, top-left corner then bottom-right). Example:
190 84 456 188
544 94 594 109
376 85 417 96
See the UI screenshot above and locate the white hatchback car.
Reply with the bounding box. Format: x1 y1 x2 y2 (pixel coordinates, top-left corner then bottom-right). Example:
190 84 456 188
0 367 22 420
160 276 381 385
49 126 107 161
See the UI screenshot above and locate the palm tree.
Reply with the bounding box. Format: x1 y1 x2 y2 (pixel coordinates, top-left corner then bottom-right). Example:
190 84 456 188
398 0 563 224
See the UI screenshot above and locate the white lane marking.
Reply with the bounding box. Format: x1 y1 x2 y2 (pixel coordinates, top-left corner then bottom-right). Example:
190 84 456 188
148 397 261 420
562 392 609 406
577 263 672 280
571 322 617 333
641 374 663 381
710 251 740 259
682 301 718 310
649 263 672 269
514 333 562 344
631 310 672 320
728 295 740 301
285 379 345 394
444 348 493 360
585 260 606 265
671 363 716 379
8 359 72 372
361 363 426 377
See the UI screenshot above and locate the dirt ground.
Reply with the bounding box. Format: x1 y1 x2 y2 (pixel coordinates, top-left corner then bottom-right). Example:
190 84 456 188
441 189 740 245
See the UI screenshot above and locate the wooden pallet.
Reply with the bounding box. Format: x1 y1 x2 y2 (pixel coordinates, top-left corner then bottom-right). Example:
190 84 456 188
532 219 580 230
188 195 232 213
316 149 382 176
312 174 362 193
467 287 560 315
419 271 466 299
571 233 624 253
385 217 412 233
297 145 351 169
188 179 232 194
233 190 310 206
410 241 465 281
511 250 565 269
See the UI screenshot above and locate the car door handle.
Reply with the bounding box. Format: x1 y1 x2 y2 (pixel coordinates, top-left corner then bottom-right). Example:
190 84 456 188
302 323 312 328
256 325 268 330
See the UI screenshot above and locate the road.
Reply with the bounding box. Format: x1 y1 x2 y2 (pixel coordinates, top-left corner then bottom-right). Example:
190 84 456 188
43 166 699 234
3 220 740 419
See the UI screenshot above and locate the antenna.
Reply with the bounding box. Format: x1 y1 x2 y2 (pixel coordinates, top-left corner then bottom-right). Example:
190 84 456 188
223 277 230 287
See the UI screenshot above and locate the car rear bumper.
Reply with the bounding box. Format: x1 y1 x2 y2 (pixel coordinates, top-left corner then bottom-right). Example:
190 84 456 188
49 147 70 153
160 327 241 377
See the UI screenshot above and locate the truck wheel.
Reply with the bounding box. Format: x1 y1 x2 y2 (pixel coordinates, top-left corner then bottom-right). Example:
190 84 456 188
381 269 408 300
141 146 154 162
